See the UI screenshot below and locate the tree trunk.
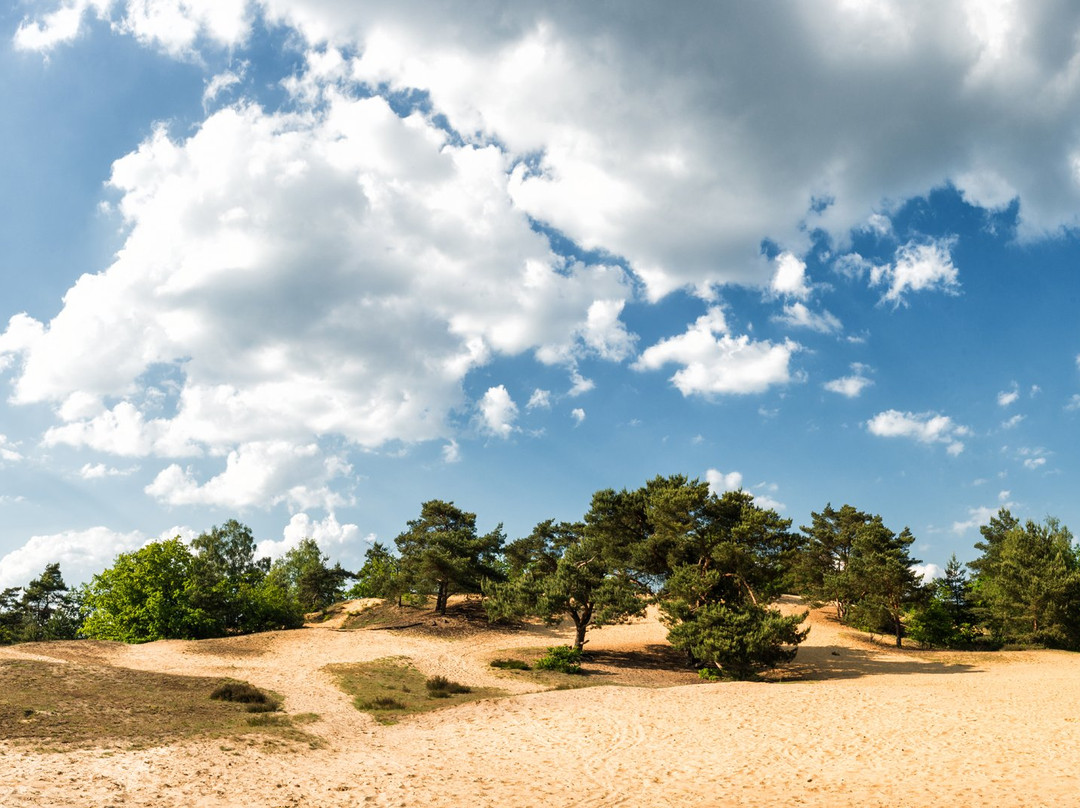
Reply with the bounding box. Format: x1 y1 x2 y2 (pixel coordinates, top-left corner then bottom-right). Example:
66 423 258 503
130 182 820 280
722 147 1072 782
436 581 449 614
570 605 593 651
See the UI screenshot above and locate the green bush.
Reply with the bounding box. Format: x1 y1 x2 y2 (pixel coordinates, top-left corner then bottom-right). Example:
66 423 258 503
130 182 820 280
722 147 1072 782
490 658 530 670
425 675 472 697
210 680 280 712
534 645 583 674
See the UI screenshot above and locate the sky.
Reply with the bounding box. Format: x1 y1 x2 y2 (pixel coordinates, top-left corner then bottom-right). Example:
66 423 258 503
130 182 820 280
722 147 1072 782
3 0 1080 587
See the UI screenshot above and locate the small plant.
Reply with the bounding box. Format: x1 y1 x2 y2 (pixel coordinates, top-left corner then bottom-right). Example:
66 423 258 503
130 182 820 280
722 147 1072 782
362 696 406 710
697 667 722 681
210 680 280 712
534 645 583 674
425 675 472 698
490 658 530 671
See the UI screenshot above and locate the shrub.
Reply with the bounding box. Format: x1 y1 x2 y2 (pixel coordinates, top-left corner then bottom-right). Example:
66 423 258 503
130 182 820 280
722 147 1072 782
490 658 530 670
534 645 583 674
425 675 471 697
210 680 280 712
362 696 406 710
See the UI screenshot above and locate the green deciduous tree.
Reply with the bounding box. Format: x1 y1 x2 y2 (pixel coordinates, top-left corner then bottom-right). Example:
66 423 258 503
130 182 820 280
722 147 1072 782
395 500 504 614
82 538 211 642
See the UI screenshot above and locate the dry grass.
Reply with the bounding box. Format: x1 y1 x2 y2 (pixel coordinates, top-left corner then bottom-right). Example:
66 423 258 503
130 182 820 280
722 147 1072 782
325 657 505 724
0 659 315 750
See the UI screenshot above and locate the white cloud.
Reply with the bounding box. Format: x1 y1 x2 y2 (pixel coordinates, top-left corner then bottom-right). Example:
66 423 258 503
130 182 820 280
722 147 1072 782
78 462 137 479
912 563 944 582
824 364 874 398
204 67 245 107
1000 414 1024 429
1017 447 1050 470
866 409 970 454
706 468 743 494
871 239 960 306
0 435 23 463
1067 394 1080 411
634 307 798 397
145 441 352 510
478 385 519 439
570 407 585 426
997 383 1020 407
770 252 811 300
255 512 366 561
526 389 551 410
1 93 635 508
441 439 461 464
567 369 595 397
776 302 843 334
0 525 198 588
952 505 1007 535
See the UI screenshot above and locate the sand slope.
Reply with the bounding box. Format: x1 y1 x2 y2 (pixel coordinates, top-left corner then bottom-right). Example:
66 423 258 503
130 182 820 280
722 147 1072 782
1 599 1078 807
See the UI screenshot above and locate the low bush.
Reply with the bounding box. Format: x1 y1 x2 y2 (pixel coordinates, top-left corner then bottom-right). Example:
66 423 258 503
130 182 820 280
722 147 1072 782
534 645 583 674
210 680 280 712
425 675 472 697
490 658 530 670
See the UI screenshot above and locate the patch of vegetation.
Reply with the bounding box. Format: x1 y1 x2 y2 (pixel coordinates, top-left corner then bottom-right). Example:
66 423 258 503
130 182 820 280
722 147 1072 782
325 657 503 724
489 658 530 670
210 680 280 713
534 645 583 674
0 660 314 749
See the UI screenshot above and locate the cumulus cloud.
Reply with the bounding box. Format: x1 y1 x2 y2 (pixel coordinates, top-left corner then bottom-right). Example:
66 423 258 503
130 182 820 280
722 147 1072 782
1001 414 1024 429
0 435 23 463
79 462 137 479
770 252 812 300
478 386 519 439
441 439 461 464
1017 447 1050 470
912 563 944 581
255 512 367 561
775 302 842 334
997 383 1020 407
526 389 551 410
870 239 960 307
145 441 352 510
706 468 743 494
0 94 634 508
824 363 874 398
570 407 585 426
952 504 1009 535
0 525 195 588
634 308 798 397
866 409 970 454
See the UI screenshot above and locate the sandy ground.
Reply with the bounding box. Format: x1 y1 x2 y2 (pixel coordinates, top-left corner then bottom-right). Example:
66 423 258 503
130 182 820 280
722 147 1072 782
1 599 1079 807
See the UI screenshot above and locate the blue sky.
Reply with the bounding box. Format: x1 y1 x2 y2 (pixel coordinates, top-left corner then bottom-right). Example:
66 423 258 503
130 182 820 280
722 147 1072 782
2 1 1080 586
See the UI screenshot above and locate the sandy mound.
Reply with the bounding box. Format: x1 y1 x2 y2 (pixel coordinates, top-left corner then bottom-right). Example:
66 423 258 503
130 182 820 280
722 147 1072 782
1 598 1078 807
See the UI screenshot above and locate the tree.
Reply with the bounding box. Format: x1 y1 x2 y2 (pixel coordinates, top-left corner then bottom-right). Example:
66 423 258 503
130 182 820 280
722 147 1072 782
395 500 504 614
348 542 406 603
485 515 648 650
968 511 1080 648
907 555 979 649
648 478 807 678
19 563 82 641
82 538 211 642
800 504 924 646
268 538 352 613
189 520 275 634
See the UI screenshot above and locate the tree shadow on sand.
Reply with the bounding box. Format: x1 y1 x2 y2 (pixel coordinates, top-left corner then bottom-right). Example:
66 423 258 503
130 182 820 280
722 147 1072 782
780 645 982 681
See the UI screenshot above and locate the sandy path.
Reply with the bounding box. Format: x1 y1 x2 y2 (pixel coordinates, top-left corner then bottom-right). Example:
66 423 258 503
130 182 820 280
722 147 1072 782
1 602 1079 807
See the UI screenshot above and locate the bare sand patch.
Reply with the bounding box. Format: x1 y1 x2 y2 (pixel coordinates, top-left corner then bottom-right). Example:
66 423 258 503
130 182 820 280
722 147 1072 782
1 599 1077 807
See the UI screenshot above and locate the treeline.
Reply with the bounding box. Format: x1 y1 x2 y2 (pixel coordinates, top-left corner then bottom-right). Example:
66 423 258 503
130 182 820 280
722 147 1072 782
5 476 1080 676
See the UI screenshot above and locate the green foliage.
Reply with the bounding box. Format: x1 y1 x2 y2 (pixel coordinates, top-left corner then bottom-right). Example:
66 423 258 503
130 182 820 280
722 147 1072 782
968 510 1080 649
0 563 83 645
82 538 213 642
210 680 280 712
489 658 530 670
484 507 647 650
667 602 807 680
269 538 352 613
799 504 925 646
906 555 983 649
533 645 583 674
395 500 505 614
347 542 405 603
425 675 471 696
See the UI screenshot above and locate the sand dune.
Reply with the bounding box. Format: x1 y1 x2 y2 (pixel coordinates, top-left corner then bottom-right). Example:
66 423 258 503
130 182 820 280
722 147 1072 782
1 599 1078 807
